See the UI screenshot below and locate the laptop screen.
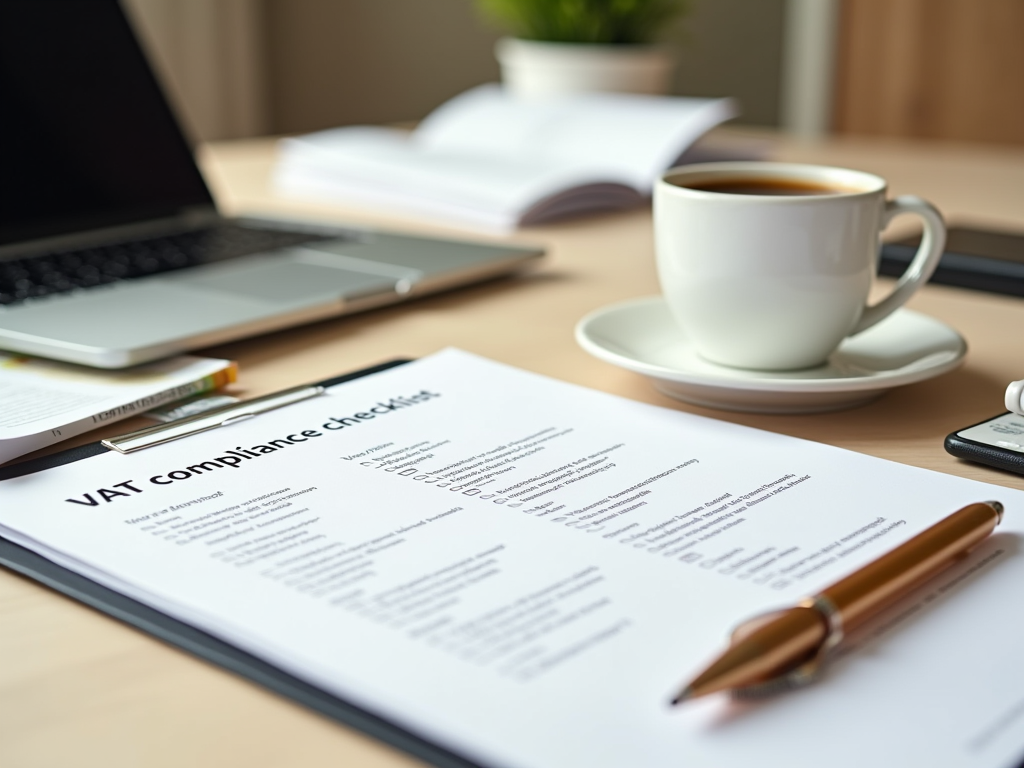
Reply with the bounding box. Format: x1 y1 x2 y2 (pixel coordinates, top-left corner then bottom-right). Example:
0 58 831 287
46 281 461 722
0 0 215 248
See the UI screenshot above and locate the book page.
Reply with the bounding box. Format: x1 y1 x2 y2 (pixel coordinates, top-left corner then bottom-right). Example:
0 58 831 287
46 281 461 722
414 85 739 189
2 349 1023 768
274 126 640 231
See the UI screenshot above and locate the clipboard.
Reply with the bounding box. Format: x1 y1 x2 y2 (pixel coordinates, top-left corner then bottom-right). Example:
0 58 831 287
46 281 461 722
0 359 486 768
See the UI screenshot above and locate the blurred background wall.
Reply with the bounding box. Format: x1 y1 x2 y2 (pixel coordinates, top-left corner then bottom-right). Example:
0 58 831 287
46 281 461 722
122 0 791 140
122 0 1023 146
833 0 1024 144
260 0 788 133
123 0 270 141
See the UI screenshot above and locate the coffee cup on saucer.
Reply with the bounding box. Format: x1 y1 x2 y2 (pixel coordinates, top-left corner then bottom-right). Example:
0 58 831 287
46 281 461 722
654 162 946 371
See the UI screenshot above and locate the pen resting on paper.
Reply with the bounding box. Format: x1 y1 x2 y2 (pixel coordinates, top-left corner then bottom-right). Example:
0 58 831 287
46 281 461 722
674 501 1004 703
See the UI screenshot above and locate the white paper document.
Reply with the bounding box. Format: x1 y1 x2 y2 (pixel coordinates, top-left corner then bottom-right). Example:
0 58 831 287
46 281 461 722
2 349 1024 768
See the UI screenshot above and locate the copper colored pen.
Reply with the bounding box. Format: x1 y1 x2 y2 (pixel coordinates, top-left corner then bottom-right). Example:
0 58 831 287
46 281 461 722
672 500 1004 705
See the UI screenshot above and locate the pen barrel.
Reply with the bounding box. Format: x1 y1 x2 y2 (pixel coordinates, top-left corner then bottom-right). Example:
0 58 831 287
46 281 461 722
822 502 1000 630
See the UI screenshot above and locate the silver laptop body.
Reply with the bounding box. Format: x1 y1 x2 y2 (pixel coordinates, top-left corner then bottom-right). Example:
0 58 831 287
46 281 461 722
0 1 541 369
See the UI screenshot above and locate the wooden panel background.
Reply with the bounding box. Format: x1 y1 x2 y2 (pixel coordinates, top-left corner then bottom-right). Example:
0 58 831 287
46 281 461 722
833 0 1024 144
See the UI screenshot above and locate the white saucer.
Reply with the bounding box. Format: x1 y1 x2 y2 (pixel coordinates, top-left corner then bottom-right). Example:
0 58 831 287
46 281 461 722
575 296 967 414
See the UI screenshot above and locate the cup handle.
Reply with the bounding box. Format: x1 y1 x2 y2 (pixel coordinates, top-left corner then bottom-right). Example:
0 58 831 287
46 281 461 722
850 195 946 335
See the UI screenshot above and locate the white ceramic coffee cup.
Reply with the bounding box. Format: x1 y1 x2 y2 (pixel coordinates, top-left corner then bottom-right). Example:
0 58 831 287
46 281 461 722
654 162 946 371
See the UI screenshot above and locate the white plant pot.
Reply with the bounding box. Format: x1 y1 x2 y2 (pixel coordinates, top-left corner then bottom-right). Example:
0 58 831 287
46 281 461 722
495 37 676 99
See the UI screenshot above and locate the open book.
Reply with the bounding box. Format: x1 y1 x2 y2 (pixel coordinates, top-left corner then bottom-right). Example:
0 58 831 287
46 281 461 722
273 85 738 232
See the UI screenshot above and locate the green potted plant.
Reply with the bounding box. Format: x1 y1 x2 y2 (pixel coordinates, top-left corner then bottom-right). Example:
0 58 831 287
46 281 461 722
477 0 691 98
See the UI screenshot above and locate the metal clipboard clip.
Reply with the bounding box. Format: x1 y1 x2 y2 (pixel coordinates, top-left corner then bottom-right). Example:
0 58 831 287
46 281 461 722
102 385 325 454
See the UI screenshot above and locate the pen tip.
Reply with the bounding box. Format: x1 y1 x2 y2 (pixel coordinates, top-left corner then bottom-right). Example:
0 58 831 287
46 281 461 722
988 500 1005 523
671 687 694 706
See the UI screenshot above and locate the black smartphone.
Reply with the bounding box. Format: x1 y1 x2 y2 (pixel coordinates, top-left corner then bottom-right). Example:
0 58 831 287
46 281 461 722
945 412 1024 475
881 225 1024 297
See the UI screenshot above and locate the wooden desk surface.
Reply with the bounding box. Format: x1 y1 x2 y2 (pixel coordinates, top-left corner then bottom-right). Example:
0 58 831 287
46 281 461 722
3 131 1024 768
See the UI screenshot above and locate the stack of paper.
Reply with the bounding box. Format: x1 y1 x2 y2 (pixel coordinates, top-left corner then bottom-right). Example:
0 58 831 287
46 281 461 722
0 353 236 464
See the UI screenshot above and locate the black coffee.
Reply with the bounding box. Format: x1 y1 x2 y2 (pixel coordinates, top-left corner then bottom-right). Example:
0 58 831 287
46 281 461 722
681 177 850 196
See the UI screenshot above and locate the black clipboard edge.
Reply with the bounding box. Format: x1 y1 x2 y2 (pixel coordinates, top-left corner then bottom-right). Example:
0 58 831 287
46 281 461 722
0 357 486 768
0 441 111 480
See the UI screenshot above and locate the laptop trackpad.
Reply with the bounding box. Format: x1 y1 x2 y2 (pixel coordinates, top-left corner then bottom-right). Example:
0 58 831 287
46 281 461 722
170 253 399 305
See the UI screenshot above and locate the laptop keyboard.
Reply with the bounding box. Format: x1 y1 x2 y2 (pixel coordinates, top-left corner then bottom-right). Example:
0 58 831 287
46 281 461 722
0 224 334 306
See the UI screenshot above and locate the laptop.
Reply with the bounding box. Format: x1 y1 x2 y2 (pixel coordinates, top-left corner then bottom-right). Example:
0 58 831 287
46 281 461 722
0 0 542 369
